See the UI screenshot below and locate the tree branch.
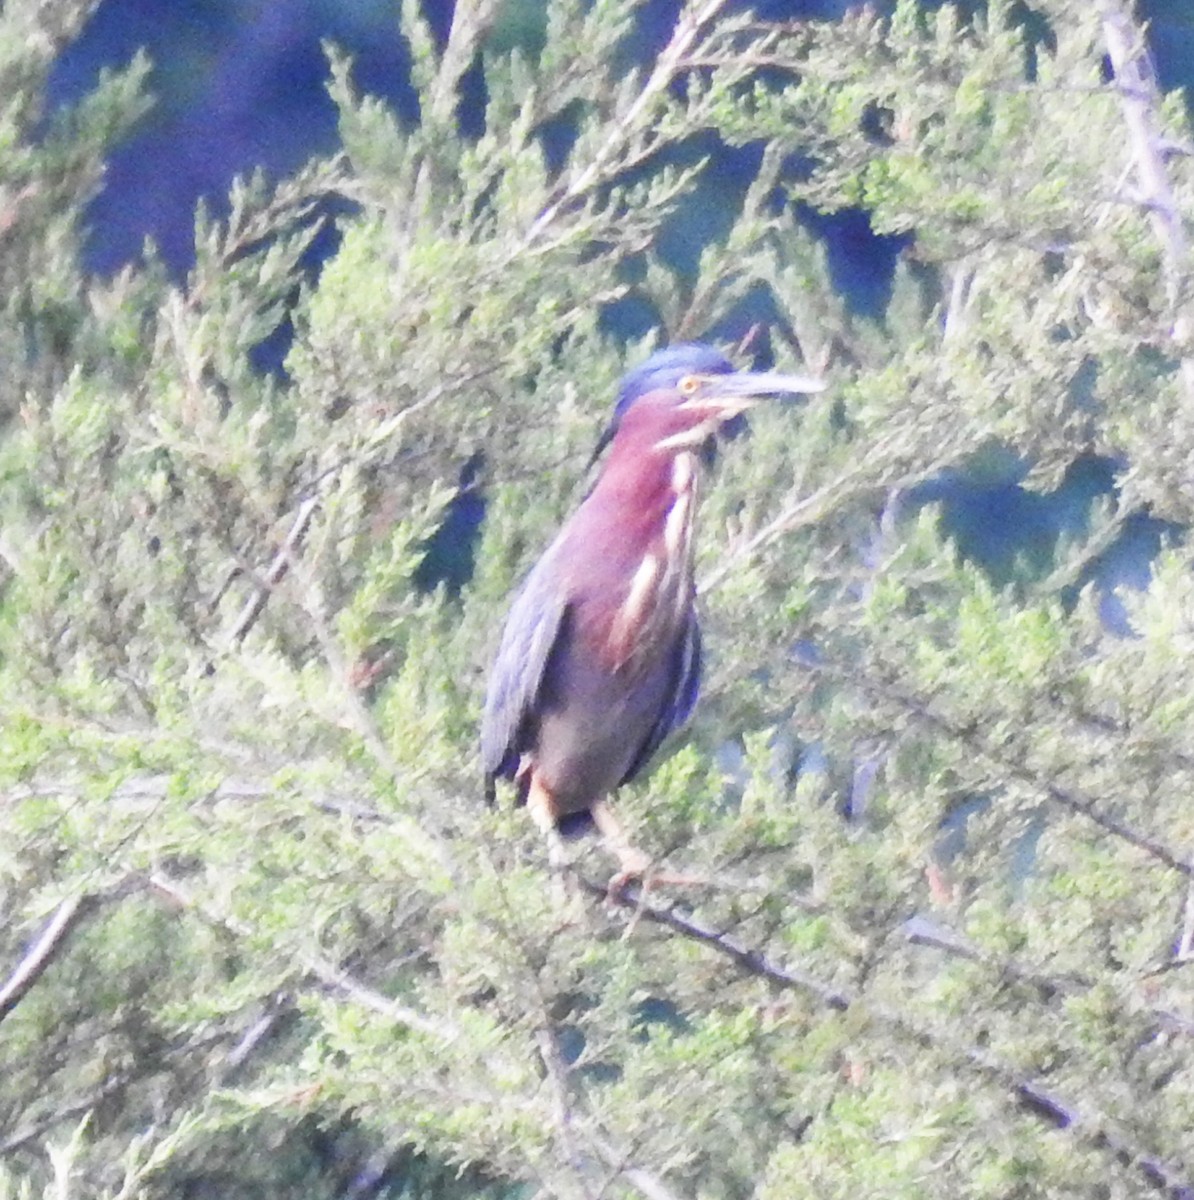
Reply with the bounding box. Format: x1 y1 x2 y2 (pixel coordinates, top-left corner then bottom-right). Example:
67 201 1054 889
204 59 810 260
583 878 1194 1200
0 895 93 1025
1099 0 1194 396
224 494 320 645
0 878 143 1027
813 659 1194 881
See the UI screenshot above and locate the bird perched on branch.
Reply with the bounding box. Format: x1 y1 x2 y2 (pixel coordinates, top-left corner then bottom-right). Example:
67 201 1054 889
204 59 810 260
482 344 825 892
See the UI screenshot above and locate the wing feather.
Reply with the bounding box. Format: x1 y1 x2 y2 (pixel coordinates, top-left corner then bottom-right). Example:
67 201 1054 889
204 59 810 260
481 559 570 788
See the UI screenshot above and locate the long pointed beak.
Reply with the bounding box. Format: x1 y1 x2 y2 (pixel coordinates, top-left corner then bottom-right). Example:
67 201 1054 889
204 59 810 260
704 370 827 400
691 369 827 420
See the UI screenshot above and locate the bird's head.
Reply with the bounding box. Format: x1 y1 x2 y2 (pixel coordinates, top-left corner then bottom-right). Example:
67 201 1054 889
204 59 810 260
595 342 824 462
610 361 827 458
614 343 736 420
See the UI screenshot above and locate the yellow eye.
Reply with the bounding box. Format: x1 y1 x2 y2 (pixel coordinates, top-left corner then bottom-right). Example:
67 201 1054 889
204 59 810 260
678 374 701 396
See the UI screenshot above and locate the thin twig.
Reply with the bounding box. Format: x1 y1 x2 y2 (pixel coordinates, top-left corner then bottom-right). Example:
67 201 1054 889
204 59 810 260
901 913 1079 1005
279 548 406 782
845 665 1194 880
1099 2 1188 308
221 361 499 648
147 870 459 1044
305 956 458 1043
226 495 319 644
218 999 292 1080
1100 0 1194 965
534 1027 600 1200
588 1133 691 1200
578 877 851 1009
427 0 503 127
698 449 965 596
698 474 858 594
0 1027 233 1158
0 879 145 1025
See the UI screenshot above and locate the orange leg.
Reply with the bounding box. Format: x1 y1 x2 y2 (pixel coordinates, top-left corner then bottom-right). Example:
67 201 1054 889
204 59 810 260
527 778 703 904
525 773 584 914
590 798 651 896
590 798 705 901
525 774 568 875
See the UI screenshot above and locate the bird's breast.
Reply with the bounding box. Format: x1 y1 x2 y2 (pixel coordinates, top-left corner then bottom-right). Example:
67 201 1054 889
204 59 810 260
598 453 698 672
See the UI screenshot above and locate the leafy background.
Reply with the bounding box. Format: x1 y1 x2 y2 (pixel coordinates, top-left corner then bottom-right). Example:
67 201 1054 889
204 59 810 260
4 2 1194 1199
46 0 1194 602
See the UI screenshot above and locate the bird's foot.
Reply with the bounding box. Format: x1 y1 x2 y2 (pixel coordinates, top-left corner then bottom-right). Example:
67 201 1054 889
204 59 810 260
605 847 654 905
606 857 712 939
605 853 706 905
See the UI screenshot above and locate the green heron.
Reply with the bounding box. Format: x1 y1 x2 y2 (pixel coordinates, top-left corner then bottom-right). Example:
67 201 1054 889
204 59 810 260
482 344 825 890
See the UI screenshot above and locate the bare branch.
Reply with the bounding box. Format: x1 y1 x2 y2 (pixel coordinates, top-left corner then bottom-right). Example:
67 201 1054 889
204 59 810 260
0 881 140 1027
1099 0 1194 396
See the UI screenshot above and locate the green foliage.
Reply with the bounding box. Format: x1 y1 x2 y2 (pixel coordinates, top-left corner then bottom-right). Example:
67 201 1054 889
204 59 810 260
3 0 1194 1197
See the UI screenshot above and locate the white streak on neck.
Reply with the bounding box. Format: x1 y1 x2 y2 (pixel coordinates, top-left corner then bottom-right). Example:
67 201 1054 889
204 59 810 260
664 452 698 566
609 552 661 665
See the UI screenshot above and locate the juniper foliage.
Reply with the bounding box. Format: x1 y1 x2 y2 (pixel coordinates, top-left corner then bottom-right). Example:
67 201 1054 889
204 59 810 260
2 1 1194 1197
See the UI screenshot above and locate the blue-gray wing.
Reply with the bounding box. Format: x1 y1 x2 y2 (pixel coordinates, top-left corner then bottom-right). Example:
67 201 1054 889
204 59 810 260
481 559 570 789
620 607 702 786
